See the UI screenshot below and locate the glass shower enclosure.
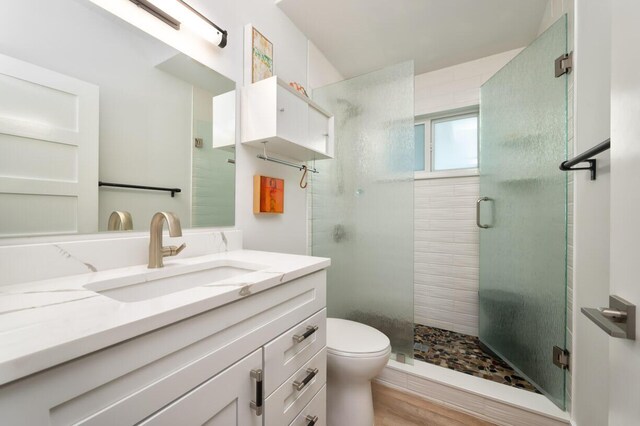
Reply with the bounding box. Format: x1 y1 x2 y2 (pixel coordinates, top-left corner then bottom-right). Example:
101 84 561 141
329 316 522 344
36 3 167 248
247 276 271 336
311 62 415 362
478 17 569 408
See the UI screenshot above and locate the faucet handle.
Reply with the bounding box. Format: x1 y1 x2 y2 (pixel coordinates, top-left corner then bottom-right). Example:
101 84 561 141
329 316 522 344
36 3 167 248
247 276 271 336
175 243 187 255
162 243 187 257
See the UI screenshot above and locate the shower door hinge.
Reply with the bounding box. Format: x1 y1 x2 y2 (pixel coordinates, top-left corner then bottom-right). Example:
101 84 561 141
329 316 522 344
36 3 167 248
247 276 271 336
552 346 571 370
555 52 573 77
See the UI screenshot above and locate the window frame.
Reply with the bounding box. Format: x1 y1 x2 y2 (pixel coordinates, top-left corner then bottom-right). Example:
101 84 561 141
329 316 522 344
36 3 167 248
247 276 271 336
414 107 479 180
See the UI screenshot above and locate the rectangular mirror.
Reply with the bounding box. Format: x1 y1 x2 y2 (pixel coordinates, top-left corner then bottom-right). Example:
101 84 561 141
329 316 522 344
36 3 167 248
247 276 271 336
0 0 236 237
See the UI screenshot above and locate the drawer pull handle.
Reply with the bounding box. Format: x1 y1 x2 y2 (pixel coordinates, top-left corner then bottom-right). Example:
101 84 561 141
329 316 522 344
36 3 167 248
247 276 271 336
293 368 319 391
293 325 319 343
250 369 263 416
305 415 319 426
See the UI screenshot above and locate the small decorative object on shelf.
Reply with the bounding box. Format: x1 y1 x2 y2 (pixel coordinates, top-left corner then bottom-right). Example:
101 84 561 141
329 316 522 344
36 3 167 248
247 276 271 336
289 81 309 98
252 27 273 83
253 175 284 214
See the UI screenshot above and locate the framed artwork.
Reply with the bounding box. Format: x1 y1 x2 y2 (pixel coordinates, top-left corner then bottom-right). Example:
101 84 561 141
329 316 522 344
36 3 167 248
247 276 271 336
253 175 284 214
252 27 273 83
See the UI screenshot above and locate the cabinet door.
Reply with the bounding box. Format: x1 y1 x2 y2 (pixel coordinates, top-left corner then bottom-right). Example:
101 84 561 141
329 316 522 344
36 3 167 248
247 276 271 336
276 85 308 144
139 349 262 426
307 106 330 154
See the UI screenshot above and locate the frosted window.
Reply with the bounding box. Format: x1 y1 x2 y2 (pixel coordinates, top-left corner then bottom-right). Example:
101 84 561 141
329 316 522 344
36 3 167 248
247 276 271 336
414 124 425 171
432 114 478 171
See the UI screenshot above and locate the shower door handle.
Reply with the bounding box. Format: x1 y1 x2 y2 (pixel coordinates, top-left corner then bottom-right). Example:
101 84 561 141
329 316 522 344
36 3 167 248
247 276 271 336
476 197 491 229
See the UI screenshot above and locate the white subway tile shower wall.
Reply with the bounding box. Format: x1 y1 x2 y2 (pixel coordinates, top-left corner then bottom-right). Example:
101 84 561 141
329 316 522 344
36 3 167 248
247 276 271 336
414 176 480 336
412 50 519 336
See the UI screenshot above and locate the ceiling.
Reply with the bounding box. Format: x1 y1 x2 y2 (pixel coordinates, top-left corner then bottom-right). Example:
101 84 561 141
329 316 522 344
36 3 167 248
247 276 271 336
277 0 548 78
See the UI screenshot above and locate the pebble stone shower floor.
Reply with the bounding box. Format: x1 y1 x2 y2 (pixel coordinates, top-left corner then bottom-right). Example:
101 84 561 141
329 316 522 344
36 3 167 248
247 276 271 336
414 324 540 393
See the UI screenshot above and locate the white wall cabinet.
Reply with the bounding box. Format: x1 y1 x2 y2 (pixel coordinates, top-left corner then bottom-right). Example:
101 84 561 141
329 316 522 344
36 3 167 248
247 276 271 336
0 270 327 426
241 76 334 161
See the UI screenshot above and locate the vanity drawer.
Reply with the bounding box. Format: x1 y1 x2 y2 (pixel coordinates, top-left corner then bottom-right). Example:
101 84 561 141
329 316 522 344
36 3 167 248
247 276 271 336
264 347 326 426
289 385 326 426
264 308 326 395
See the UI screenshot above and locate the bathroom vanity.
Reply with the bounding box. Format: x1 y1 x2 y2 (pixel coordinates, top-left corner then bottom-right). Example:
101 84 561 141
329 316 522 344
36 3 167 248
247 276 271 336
0 231 330 425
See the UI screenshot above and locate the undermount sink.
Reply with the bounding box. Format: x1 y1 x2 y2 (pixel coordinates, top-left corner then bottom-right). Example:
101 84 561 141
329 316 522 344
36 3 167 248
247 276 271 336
83 259 267 303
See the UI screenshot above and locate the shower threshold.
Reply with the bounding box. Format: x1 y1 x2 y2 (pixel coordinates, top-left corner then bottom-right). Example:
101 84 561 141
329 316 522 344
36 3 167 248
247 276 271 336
378 358 570 425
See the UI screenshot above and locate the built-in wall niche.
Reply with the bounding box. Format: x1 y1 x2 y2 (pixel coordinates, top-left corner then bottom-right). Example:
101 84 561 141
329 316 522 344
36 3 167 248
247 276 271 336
0 0 237 237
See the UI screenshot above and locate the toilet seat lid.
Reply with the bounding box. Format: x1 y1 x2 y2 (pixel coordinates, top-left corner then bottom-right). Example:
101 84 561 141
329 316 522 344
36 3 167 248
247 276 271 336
326 318 390 356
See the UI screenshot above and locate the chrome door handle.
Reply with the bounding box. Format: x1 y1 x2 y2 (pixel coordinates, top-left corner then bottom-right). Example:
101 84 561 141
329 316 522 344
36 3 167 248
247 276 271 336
476 197 491 229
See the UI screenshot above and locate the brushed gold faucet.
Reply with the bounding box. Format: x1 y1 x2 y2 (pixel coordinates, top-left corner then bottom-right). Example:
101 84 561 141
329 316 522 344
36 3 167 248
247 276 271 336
148 212 186 268
107 211 133 231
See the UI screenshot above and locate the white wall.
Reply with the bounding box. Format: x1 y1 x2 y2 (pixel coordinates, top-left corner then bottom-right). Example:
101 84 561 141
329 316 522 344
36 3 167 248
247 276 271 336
609 2 640 422
413 50 521 336
415 49 521 117
571 2 612 424
307 41 344 90
538 0 573 36
190 0 333 254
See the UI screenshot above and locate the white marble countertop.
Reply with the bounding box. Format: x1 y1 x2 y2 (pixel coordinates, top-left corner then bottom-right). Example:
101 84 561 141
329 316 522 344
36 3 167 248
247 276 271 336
0 249 330 386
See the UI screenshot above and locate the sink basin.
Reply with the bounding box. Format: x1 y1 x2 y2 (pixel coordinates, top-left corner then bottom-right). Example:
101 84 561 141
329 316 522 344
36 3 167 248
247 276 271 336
83 260 267 303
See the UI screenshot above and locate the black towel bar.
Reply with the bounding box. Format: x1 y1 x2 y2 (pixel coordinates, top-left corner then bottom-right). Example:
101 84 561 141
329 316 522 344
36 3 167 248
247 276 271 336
559 138 610 180
98 181 182 197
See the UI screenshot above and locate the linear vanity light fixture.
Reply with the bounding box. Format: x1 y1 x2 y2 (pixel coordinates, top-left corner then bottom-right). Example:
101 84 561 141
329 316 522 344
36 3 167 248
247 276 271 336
129 0 228 48
176 0 228 48
129 0 181 30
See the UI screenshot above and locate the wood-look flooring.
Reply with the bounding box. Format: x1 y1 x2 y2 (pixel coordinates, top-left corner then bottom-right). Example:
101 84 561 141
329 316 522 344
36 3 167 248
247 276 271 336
372 382 496 426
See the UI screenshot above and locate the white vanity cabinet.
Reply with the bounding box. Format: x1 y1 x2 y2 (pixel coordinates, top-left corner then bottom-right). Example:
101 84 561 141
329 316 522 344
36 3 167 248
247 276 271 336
241 76 334 161
0 270 327 426
139 349 263 426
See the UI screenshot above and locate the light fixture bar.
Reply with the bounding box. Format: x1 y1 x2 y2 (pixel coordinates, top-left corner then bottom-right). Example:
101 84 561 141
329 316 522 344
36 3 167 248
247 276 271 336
176 0 228 47
129 0 181 30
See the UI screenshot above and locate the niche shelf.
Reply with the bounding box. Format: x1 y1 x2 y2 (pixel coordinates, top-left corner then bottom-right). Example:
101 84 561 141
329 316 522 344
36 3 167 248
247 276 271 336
241 76 334 161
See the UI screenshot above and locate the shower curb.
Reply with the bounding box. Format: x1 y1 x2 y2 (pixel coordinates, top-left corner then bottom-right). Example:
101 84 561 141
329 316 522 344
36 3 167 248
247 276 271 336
375 360 570 426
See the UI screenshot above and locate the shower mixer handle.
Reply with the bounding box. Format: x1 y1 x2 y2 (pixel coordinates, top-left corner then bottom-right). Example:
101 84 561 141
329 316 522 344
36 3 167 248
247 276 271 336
476 197 492 229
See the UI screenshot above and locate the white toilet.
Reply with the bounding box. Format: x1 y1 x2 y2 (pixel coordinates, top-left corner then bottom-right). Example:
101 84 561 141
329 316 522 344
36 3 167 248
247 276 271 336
326 318 391 426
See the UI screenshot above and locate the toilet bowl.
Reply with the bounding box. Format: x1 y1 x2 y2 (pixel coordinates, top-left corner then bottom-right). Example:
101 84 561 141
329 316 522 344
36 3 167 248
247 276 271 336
326 318 391 426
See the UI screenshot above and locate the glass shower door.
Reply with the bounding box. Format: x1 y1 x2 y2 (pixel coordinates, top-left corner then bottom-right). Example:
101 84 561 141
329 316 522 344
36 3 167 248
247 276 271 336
479 17 568 408
312 62 415 361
